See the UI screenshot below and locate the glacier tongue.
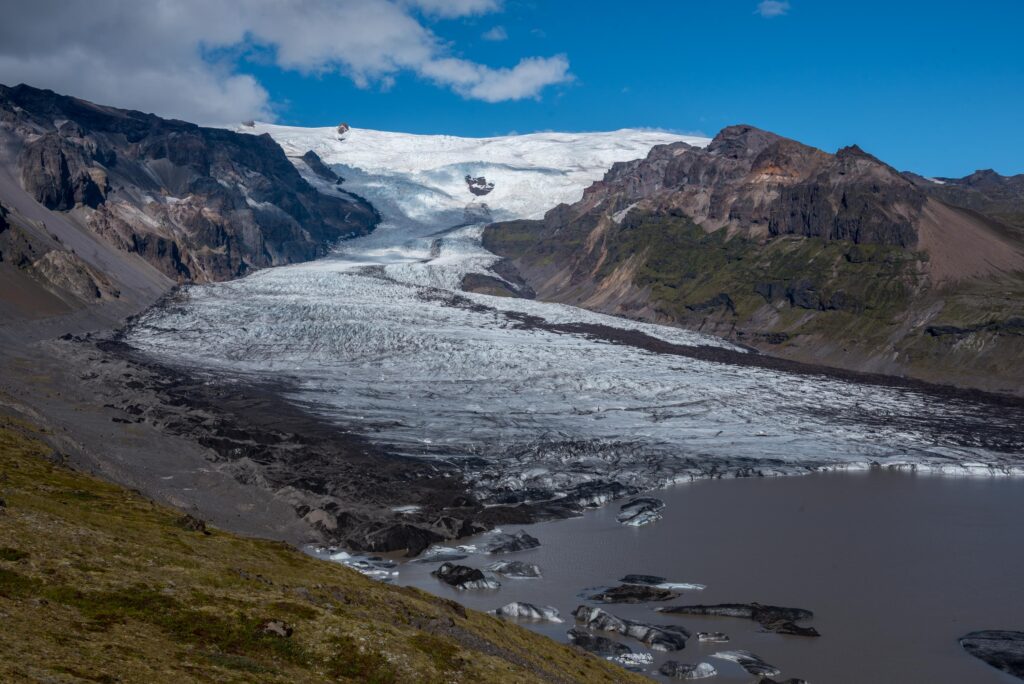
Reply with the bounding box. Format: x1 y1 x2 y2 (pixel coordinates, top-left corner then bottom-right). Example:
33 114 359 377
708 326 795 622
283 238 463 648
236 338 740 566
126 124 1024 505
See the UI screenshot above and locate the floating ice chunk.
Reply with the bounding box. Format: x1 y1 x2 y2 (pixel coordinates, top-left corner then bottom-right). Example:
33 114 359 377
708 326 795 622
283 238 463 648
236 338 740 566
697 631 729 643
488 560 542 578
619 574 705 591
610 651 653 670
492 602 562 622
616 498 665 526
432 562 500 590
711 650 781 677
484 530 541 554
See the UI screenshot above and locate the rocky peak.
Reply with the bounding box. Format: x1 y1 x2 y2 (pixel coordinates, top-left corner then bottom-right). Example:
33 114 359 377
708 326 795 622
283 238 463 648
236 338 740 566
0 83 379 283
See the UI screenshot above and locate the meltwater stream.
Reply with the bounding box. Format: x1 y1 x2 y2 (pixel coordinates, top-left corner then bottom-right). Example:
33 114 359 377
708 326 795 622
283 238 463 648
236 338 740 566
125 125 1024 682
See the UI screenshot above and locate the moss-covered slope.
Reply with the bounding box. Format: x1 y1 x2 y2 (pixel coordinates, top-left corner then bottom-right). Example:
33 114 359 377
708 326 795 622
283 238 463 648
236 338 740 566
483 210 1024 394
0 417 641 684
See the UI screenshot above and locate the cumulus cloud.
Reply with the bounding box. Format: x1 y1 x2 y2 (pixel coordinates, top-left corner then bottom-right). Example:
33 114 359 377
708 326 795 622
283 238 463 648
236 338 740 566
756 1 791 18
482 25 509 41
0 0 570 124
405 0 501 18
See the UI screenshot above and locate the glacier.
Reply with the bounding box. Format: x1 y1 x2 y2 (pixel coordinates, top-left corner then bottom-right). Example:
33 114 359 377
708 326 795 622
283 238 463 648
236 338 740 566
125 124 1024 509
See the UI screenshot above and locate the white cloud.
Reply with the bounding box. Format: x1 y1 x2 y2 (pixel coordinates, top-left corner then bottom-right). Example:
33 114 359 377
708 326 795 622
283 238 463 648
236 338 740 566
422 54 572 102
482 25 509 41
404 0 501 18
0 0 570 124
756 1 791 18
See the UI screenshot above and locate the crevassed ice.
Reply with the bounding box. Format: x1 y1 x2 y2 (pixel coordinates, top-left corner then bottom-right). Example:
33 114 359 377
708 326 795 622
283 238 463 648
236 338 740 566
127 125 1024 488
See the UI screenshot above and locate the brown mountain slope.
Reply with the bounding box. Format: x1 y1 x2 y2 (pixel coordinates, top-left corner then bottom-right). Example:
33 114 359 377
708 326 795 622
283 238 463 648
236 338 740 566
482 125 1024 395
0 83 378 335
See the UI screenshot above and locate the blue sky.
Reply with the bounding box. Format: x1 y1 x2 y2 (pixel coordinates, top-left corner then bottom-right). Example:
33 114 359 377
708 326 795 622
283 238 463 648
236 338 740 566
2 1 1021 177
246 1 1024 177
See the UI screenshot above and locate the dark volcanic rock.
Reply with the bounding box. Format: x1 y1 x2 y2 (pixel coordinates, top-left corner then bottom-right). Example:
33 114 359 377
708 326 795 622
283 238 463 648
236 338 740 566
301 149 343 184
620 574 669 586
0 83 378 282
358 523 444 557
659 603 819 637
431 562 500 590
484 529 540 554
589 584 680 603
567 628 633 657
465 174 495 196
686 292 735 314
960 630 1024 679
174 514 211 535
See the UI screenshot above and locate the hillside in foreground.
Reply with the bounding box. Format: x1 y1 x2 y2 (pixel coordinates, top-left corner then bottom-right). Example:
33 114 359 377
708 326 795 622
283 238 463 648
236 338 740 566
0 416 642 684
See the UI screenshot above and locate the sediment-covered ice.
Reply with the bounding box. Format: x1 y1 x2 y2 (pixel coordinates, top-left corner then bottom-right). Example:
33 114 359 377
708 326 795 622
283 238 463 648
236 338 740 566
126 124 1024 508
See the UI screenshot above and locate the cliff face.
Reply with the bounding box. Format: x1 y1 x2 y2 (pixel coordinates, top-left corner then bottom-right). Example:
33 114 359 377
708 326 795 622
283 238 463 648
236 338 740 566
482 125 1024 395
0 83 378 286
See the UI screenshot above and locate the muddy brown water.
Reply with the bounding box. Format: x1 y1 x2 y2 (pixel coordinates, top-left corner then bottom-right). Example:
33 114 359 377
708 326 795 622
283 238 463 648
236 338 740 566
393 471 1024 683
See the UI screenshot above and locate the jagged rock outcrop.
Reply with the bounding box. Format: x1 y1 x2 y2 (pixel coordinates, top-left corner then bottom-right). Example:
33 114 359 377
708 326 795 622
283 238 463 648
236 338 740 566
0 83 378 284
907 169 1024 229
581 125 924 247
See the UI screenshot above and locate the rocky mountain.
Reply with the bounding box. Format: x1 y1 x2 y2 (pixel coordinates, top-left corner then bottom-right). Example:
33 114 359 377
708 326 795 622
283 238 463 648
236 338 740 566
0 83 378 329
482 125 1024 394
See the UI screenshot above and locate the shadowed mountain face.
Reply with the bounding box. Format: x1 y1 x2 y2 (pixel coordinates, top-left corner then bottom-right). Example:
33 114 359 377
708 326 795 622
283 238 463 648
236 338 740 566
0 83 378 289
482 125 1024 394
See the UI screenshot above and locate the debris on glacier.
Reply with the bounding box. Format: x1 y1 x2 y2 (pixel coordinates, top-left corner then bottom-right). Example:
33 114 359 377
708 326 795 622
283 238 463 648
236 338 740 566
658 603 819 637
696 631 730 643
491 602 562 622
484 530 541 554
431 562 500 590
616 498 666 526
619 574 706 591
588 584 681 603
711 650 782 677
567 628 633 657
487 560 542 578
659 660 718 680
610 651 654 671
573 605 689 651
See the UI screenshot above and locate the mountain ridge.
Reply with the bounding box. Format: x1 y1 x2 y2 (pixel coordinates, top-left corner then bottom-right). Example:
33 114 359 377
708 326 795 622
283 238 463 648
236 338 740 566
0 82 379 334
482 125 1024 394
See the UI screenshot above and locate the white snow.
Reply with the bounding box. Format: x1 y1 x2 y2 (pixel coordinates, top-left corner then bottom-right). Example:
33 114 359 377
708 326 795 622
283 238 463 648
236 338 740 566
243 123 709 226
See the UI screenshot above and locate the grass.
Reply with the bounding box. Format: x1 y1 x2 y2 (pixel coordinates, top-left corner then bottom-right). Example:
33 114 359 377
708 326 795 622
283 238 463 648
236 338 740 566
0 416 643 683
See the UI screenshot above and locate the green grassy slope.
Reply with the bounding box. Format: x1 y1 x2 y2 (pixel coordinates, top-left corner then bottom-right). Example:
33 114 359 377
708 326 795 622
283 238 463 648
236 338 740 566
0 417 642 684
